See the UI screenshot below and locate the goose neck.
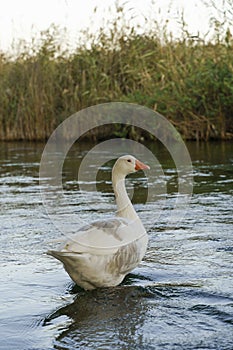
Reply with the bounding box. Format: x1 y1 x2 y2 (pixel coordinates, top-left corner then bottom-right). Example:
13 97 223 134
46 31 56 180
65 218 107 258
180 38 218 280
112 172 138 220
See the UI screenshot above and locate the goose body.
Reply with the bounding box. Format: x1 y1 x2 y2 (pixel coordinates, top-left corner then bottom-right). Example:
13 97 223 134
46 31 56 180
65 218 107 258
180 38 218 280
48 155 150 290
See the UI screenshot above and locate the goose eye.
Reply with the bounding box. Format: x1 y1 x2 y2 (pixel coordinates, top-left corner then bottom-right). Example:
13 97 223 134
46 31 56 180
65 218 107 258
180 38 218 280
127 159 132 163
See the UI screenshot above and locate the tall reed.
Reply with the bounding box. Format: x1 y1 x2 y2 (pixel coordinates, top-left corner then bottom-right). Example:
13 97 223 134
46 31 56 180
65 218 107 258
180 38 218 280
0 4 232 141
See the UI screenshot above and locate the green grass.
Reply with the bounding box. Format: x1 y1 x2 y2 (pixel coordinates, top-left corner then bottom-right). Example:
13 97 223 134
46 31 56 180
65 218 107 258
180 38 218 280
0 4 233 141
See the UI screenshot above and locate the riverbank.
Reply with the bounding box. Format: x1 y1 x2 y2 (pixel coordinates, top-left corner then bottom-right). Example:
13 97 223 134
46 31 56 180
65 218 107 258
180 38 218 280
0 5 233 141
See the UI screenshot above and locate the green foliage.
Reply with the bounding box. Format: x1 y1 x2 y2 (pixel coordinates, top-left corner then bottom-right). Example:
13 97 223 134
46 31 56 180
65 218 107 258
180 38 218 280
0 6 233 141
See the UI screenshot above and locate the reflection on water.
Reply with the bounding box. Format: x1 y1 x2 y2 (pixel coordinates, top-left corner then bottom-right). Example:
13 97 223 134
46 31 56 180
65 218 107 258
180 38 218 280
0 141 233 350
44 284 152 349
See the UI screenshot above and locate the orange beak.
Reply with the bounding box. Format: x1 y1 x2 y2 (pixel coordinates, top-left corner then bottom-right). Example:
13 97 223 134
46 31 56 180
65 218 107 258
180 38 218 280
135 159 150 171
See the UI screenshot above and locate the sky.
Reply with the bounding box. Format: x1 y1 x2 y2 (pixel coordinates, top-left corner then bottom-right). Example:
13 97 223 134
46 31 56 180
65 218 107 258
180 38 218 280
0 0 220 53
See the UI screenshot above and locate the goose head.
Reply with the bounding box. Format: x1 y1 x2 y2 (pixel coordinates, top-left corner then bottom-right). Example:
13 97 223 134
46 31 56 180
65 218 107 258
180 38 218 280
113 155 150 178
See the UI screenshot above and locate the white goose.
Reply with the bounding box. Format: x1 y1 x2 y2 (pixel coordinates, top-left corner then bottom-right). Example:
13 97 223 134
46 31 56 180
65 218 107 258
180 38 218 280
48 155 150 290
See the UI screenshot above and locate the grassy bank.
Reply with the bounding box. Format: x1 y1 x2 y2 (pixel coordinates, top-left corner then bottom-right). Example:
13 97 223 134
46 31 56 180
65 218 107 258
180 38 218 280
0 5 233 141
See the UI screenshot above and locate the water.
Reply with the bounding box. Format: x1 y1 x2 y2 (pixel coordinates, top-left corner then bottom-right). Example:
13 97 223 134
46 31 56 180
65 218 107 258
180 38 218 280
0 141 233 350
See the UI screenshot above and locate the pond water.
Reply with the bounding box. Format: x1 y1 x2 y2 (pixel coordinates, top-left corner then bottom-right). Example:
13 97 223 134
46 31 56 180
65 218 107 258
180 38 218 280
0 140 233 350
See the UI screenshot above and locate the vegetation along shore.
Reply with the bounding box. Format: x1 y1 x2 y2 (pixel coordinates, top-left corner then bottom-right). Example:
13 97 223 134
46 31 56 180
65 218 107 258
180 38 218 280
0 3 233 141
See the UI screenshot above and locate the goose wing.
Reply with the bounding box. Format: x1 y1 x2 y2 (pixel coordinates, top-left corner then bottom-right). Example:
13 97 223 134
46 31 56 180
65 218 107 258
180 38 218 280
51 217 146 255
